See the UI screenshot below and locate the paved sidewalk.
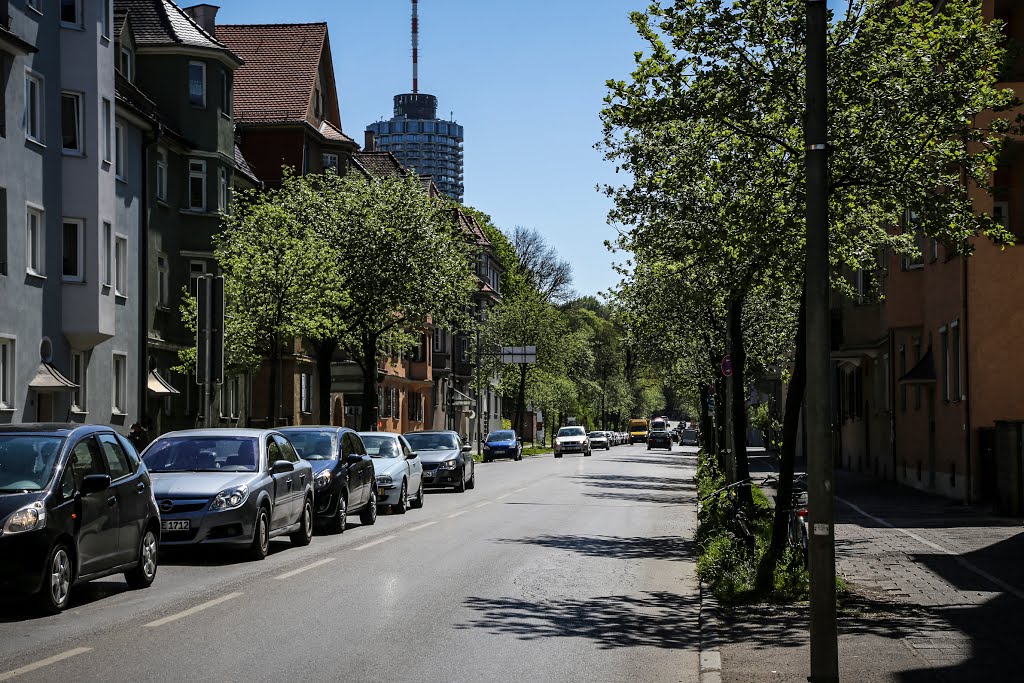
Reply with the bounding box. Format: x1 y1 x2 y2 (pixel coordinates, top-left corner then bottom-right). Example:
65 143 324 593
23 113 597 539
707 457 1024 682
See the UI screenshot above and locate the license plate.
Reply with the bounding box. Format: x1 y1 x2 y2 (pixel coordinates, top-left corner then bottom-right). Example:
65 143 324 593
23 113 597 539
378 488 387 497
161 519 189 531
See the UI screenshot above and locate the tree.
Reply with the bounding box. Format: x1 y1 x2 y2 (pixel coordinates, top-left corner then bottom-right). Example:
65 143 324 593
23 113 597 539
511 226 576 304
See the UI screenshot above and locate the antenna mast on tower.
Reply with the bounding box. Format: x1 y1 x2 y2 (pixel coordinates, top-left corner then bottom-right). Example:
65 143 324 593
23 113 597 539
411 0 419 94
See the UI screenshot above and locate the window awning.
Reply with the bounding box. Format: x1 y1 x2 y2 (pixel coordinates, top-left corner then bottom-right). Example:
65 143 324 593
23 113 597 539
147 369 180 395
28 363 78 392
898 347 936 384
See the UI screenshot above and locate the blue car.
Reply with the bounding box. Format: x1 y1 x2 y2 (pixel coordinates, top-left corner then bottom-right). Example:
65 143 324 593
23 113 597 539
482 430 522 463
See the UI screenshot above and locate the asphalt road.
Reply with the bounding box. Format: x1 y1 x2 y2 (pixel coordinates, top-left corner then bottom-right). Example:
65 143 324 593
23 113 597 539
0 441 700 683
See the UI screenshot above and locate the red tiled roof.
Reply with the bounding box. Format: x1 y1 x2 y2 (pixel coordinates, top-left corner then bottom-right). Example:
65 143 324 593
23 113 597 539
114 0 239 59
351 151 409 179
319 120 355 144
455 210 492 248
217 23 332 124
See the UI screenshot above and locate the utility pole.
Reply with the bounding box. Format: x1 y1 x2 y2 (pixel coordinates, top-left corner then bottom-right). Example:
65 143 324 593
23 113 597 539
805 0 839 680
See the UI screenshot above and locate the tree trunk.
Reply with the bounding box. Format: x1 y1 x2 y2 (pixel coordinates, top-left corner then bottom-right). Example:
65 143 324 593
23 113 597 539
729 296 752 506
756 291 807 593
698 383 712 454
269 333 281 425
715 377 727 471
314 338 337 425
514 364 528 436
358 333 379 432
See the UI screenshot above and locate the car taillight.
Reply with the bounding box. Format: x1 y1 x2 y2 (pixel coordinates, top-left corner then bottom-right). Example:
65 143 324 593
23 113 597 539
797 508 808 518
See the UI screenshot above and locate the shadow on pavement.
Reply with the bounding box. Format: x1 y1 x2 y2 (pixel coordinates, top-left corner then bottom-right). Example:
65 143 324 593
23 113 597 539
458 591 699 650
498 533 695 562
0 579 132 622
160 539 291 567
571 472 697 506
605 455 694 468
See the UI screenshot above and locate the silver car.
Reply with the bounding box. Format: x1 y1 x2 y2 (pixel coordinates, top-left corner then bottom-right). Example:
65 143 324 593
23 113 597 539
553 426 591 458
358 432 424 514
588 431 611 450
141 429 315 560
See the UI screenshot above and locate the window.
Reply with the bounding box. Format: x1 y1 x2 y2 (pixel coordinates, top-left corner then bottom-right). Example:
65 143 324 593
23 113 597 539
154 148 168 200
60 0 80 26
120 46 134 82
102 222 112 286
951 321 962 401
188 159 206 211
188 61 206 107
26 0 40 11
97 433 132 480
61 92 83 153
102 0 111 38
221 375 239 418
62 219 83 282
322 153 339 169
114 122 125 179
101 98 112 163
219 70 231 114
112 353 127 414
940 327 949 402
189 260 206 294
377 385 386 419
0 338 13 410
433 328 446 353
70 351 86 412
157 254 169 306
299 373 311 414
26 206 43 276
903 210 925 270
24 71 43 143
993 201 1009 229
218 167 228 212
114 235 127 296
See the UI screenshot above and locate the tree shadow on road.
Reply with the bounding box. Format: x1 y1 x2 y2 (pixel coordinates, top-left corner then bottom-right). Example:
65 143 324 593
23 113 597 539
573 474 697 493
0 579 132 622
457 591 700 650
604 455 694 468
497 534 695 562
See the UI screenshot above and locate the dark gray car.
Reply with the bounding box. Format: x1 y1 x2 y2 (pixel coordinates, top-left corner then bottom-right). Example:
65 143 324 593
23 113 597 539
403 431 475 492
142 429 314 560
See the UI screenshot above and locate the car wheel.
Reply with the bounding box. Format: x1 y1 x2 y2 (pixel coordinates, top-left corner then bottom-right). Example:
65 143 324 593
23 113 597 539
37 543 73 614
455 470 467 492
394 480 408 514
327 493 347 534
248 506 271 561
584 449 591 457
410 479 425 509
291 497 314 547
554 453 562 458
483 456 491 463
359 488 378 526
125 527 159 589
467 465 476 489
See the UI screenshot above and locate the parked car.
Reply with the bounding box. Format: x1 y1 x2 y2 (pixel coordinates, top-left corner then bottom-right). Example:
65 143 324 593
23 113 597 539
359 432 424 513
680 428 700 447
482 430 522 462
554 426 591 458
403 431 475 492
588 431 611 451
647 430 673 451
279 427 377 533
141 429 314 560
0 424 160 613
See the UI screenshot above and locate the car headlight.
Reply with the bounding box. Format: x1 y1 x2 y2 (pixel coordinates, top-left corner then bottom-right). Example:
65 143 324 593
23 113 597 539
439 459 457 470
315 470 332 488
2 502 46 535
376 474 393 485
210 485 249 511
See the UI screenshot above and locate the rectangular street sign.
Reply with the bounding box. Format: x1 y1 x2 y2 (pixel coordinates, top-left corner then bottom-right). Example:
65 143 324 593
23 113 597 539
501 345 537 364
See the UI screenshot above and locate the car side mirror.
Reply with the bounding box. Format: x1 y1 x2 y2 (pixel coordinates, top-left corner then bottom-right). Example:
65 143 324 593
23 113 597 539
461 445 472 453
346 454 364 465
80 473 111 495
406 451 418 459
271 460 294 474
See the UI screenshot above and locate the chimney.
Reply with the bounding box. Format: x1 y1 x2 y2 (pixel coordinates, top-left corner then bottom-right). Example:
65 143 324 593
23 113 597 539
364 130 376 152
183 4 219 38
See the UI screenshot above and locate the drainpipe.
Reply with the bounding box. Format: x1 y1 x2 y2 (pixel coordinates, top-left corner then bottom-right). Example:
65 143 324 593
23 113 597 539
962 252 971 504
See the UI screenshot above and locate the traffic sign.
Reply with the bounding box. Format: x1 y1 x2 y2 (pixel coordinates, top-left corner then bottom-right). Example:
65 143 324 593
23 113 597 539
721 355 733 377
707 397 717 411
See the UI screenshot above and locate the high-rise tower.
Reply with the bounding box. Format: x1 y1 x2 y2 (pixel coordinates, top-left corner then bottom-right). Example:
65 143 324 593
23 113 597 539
366 0 465 202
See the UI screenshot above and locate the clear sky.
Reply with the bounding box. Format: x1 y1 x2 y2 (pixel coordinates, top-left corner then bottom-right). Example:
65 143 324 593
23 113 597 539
214 0 648 298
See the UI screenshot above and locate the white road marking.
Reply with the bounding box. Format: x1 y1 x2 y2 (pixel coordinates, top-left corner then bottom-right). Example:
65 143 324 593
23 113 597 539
353 535 395 551
473 501 491 509
446 510 467 519
407 521 437 532
837 497 1024 601
275 557 334 580
144 592 242 628
0 647 92 682
496 492 513 500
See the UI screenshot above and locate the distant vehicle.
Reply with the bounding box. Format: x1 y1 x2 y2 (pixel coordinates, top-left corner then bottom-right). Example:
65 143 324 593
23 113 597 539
651 417 669 432
360 432 424 513
279 427 377 533
142 429 314 560
0 424 160 613
404 431 475 492
680 429 699 447
628 418 650 444
554 426 591 458
647 430 673 451
588 431 611 450
482 430 522 462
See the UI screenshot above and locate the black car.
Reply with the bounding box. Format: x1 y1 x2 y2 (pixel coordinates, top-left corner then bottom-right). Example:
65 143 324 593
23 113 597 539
647 430 673 451
404 431 475 492
0 424 161 613
279 427 377 533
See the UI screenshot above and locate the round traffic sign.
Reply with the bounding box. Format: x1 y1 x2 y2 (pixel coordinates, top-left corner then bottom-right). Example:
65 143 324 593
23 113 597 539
721 355 733 377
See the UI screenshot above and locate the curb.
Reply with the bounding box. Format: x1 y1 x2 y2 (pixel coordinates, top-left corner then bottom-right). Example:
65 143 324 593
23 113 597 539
698 579 723 683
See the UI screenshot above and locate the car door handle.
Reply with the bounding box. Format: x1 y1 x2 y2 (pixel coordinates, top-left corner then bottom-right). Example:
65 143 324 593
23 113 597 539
107 496 117 507
299 473 306 484
136 482 146 493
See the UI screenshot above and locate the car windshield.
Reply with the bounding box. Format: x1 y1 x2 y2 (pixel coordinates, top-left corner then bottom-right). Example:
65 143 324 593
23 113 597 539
281 431 337 461
558 427 586 437
362 435 401 458
0 435 64 492
404 433 459 451
588 432 605 438
142 436 258 472
486 431 515 441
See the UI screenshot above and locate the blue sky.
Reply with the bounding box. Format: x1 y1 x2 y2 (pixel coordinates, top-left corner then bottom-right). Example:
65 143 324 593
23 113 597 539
215 0 648 298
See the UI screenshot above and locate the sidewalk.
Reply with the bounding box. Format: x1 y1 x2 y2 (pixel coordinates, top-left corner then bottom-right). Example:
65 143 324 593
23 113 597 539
704 461 1024 682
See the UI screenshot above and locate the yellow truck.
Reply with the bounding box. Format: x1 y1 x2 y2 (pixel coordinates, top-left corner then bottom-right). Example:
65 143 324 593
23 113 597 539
628 418 650 444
